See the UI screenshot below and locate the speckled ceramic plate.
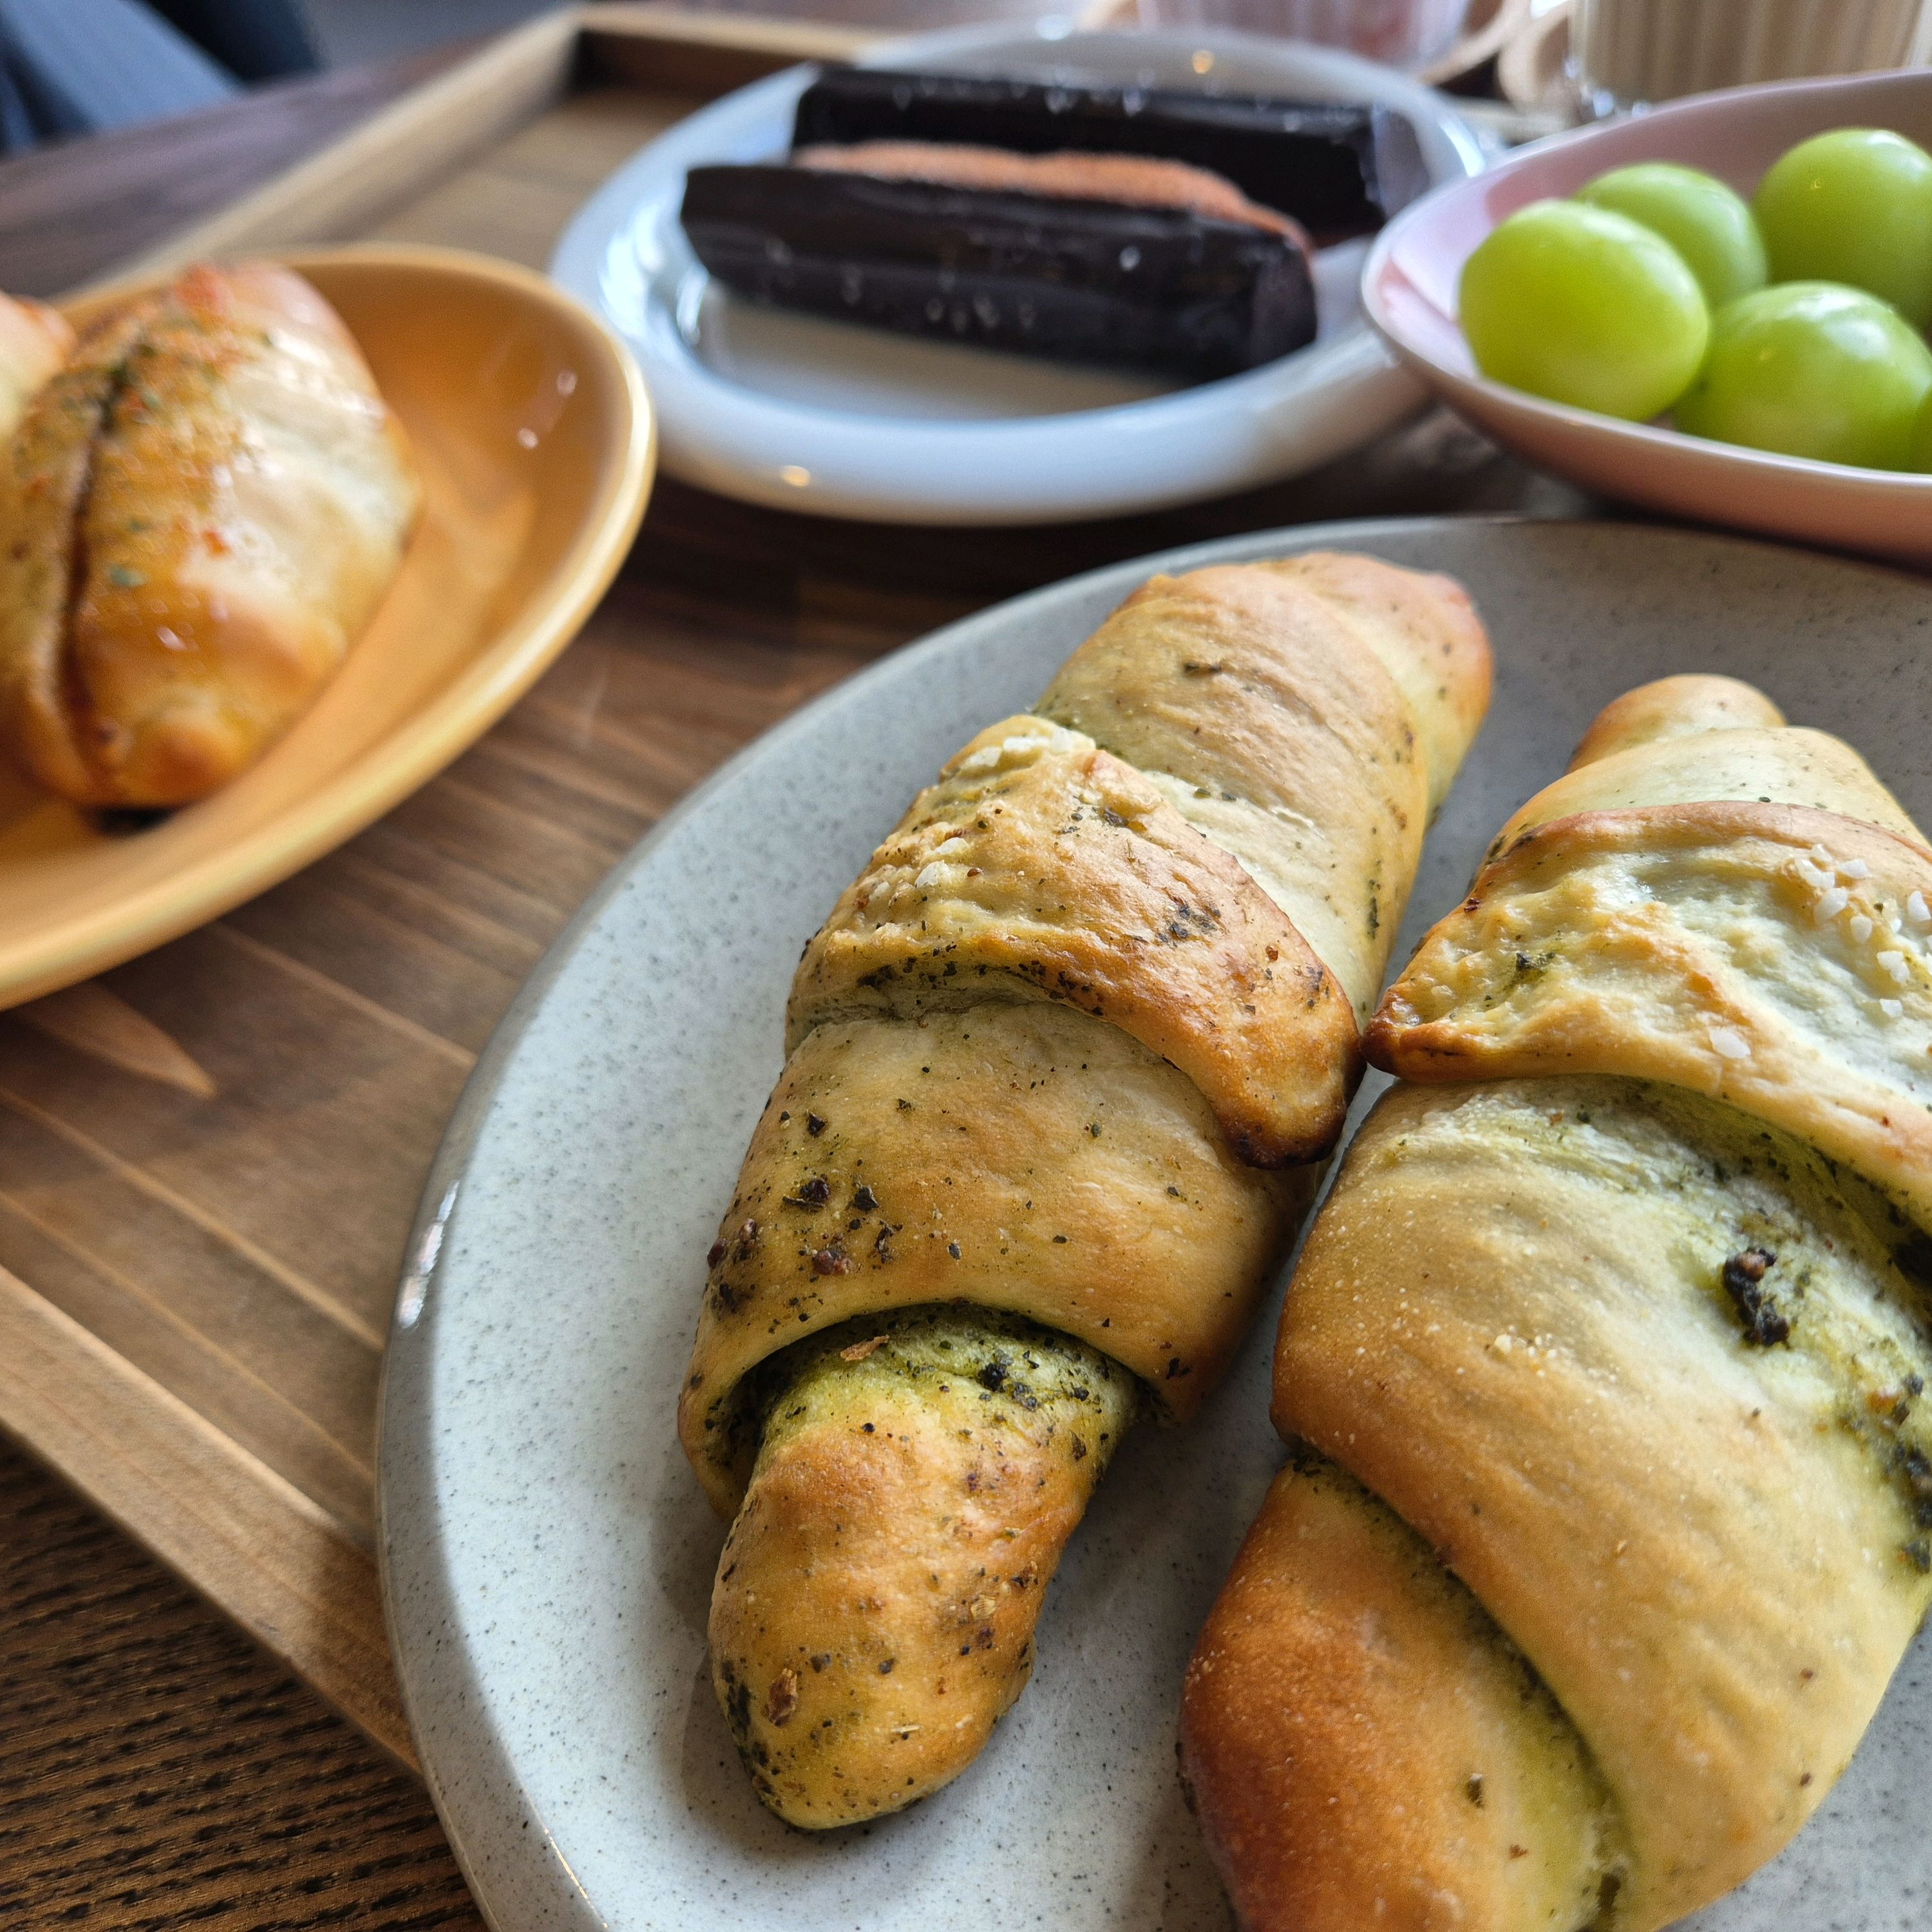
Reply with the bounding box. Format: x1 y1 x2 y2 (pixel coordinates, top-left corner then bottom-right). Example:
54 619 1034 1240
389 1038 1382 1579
381 518 1932 1932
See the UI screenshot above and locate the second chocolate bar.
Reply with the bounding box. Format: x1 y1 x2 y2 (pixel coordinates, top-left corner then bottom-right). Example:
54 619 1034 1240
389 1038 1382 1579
793 67 1428 240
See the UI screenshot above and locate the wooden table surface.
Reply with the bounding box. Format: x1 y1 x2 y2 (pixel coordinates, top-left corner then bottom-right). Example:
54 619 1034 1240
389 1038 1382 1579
0 13 1572 1926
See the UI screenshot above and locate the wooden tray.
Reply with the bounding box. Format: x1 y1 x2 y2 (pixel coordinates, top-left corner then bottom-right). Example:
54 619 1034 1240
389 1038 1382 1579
0 4 909 1771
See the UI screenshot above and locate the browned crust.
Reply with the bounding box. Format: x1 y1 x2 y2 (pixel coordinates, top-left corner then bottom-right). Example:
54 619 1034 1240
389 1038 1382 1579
1365 800 1932 1221
0 263 417 808
1251 552 1493 820
679 1003 1311 1513
1377 795 1932 1050
1567 675 1785 771
0 301 158 803
1181 1461 1475 1932
1180 1459 1611 1932
1038 567 1446 1023
790 719 1358 1168
793 140 1307 241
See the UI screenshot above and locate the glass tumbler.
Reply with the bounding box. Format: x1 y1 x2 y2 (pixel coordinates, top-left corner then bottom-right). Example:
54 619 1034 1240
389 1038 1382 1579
1570 0 1932 116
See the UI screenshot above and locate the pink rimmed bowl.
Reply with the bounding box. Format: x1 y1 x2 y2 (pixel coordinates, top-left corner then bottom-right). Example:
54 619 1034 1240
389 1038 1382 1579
1364 68 1932 568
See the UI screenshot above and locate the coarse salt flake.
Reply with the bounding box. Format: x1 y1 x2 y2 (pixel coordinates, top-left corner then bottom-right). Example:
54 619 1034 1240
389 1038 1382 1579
1492 1334 1513 1355
933 836 970 856
1841 858 1871 880
1850 914 1875 942
1810 844 1834 866
999 734 1039 756
1794 859 1830 889
958 745 1000 773
1884 952 1911 984
1816 887 1849 920
1911 891 1931 927
1882 999 1904 1019
913 863 944 889
1711 1027 1752 1061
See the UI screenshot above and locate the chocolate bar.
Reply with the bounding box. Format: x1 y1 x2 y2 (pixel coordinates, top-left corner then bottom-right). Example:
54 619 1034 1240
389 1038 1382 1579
791 66 1428 241
680 154 1318 379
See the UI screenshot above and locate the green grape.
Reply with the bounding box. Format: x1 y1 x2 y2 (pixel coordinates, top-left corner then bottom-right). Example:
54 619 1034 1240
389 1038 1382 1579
1575 162 1767 308
1754 128 1932 329
1911 390 1932 473
1673 282 1932 469
1459 200 1709 420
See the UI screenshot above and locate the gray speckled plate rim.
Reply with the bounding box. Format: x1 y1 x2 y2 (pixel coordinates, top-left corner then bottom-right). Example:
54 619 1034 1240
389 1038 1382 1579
377 512 1932 1932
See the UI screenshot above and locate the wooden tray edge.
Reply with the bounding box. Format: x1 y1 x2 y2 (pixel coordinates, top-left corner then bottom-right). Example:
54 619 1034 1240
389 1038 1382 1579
0 1264 415 1768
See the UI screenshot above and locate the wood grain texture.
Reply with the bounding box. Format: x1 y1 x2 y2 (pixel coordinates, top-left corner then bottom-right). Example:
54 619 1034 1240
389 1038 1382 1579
0 1268 408 1761
0 1433 484 1930
15 983 218 1098
0 8 1577 1924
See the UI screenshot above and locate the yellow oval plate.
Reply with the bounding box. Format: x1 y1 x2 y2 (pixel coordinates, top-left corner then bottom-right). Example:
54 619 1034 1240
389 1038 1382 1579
0 243 654 1009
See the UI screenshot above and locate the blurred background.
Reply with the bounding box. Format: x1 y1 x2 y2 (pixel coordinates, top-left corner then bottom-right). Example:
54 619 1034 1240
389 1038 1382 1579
0 0 565 151
0 0 1537 156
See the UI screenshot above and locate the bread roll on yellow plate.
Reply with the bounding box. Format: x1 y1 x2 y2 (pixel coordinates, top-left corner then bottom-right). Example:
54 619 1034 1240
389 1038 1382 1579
0 263 420 808
0 292 72 438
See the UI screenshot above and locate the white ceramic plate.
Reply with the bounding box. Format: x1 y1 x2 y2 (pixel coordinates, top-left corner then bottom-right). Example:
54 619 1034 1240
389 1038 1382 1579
383 516 1932 1932
549 24 1485 524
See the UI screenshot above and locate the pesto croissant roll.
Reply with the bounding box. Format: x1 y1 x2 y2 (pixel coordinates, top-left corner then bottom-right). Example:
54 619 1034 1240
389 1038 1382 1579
1182 674 1932 1931
0 263 419 807
680 554 1492 1826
